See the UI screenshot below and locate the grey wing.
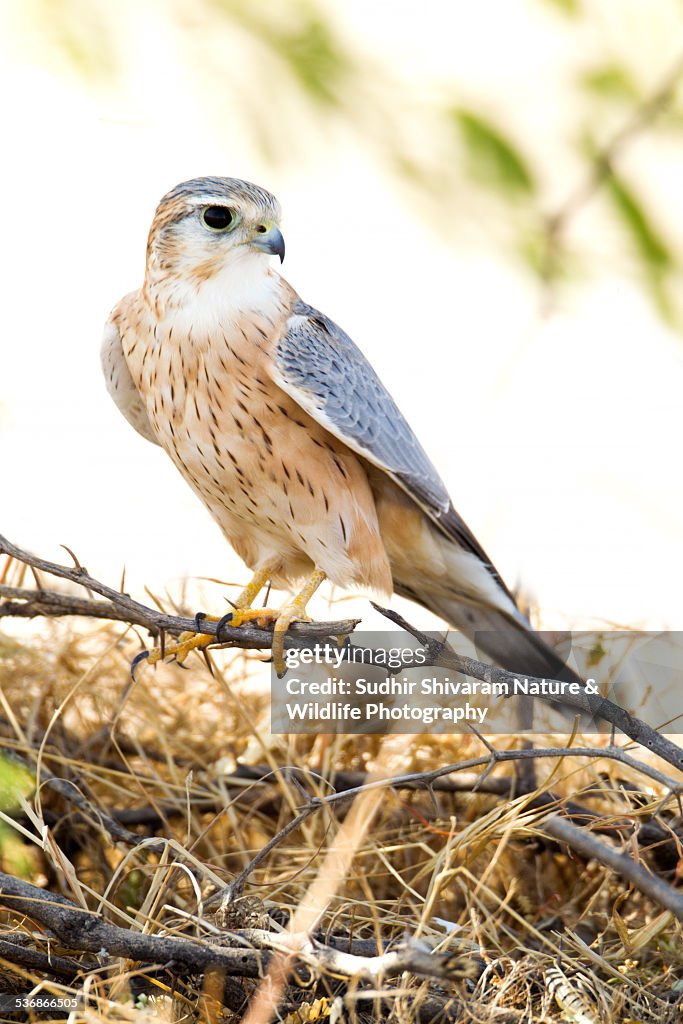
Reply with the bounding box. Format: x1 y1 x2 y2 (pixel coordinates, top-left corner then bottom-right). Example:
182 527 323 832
271 300 515 600
101 320 160 446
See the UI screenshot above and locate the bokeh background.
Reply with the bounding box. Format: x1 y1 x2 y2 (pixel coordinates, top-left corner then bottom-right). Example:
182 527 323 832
2 0 683 632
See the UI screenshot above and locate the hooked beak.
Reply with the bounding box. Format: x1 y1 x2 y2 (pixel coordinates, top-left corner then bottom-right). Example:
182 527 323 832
251 224 285 263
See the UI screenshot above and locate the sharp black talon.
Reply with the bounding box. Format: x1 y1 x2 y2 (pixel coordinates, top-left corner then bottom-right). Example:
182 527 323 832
131 650 150 681
194 611 208 631
215 612 234 642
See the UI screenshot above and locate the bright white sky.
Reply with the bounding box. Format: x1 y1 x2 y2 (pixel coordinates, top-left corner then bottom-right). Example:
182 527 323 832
1 0 682 634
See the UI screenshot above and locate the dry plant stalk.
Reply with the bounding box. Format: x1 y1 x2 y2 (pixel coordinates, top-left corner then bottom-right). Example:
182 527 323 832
0 533 682 1022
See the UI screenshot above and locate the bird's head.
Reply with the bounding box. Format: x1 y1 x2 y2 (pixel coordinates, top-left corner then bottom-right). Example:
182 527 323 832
145 176 285 288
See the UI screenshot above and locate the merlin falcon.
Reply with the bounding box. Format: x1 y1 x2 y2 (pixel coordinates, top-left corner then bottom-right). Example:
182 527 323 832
103 175 570 679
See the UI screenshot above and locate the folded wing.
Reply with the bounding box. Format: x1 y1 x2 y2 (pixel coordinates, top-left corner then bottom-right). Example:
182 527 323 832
270 299 515 604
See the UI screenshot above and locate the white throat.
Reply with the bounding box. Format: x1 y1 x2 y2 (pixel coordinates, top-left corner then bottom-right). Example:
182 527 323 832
148 250 283 335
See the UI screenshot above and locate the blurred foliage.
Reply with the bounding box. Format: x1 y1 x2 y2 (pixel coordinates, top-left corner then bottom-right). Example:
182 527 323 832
451 109 536 199
606 168 676 321
17 0 683 330
0 753 36 877
214 0 354 109
31 0 118 82
542 0 581 15
582 64 640 103
0 753 34 813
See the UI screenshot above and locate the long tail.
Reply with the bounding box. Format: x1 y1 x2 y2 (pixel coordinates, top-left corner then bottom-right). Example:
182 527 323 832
400 584 578 684
375 478 581 684
389 524 580 685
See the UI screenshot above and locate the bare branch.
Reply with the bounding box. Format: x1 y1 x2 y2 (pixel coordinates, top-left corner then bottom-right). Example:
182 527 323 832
541 813 683 920
0 934 95 980
0 535 359 650
373 603 683 777
0 871 472 990
5 535 683 936
229 928 479 982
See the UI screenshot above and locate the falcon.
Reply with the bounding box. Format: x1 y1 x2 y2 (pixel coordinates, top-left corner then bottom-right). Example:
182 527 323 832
102 176 570 680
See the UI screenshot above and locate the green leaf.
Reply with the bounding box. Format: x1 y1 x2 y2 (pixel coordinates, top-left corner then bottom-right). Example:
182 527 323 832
271 12 351 107
0 754 34 812
452 109 536 198
586 639 606 668
211 0 352 108
606 169 677 321
582 64 639 102
606 171 673 272
32 0 118 82
542 0 580 15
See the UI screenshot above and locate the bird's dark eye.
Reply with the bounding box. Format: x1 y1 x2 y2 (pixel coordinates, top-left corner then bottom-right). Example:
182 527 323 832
202 206 234 231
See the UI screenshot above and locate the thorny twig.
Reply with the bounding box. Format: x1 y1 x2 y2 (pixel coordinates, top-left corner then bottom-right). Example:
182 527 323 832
0 871 471 988
205 744 683 909
374 604 683 777
0 535 359 651
3 537 683 777
540 813 683 920
4 537 683 971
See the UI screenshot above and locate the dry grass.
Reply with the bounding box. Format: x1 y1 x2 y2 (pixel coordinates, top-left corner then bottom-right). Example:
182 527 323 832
0 612 681 1023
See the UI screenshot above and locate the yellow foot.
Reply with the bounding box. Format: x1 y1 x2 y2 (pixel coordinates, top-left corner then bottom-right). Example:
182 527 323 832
204 605 313 677
139 614 219 672
199 572 325 678
270 569 327 678
131 568 326 680
134 608 277 676
191 570 325 677
169 607 280 665
224 608 280 629
131 567 273 677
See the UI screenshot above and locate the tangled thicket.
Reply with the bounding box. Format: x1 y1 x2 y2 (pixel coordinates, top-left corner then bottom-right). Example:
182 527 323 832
0 536 682 1023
